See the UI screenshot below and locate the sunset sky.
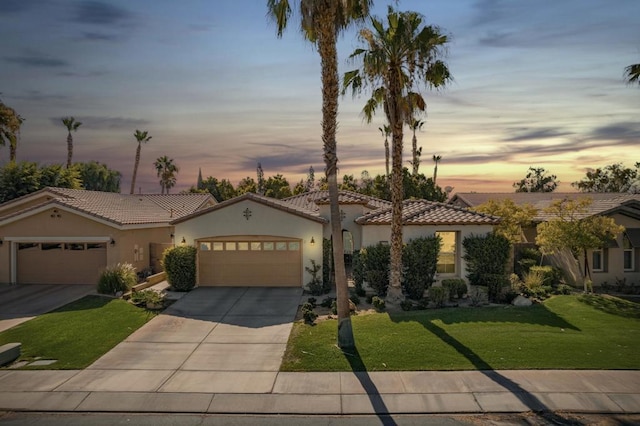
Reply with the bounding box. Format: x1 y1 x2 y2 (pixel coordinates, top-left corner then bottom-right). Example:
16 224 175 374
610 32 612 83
1 0 639 195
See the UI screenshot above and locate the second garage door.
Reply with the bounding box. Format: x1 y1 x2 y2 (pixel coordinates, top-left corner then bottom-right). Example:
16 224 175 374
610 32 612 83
198 236 302 287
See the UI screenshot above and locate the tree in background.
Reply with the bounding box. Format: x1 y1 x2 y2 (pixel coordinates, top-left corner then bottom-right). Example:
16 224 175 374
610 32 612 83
339 174 359 191
432 154 442 185
305 165 315 192
264 174 292 199
236 176 257 195
0 99 24 162
61 117 82 168
344 6 451 303
536 198 623 292
473 198 537 244
74 161 121 192
403 168 446 202
197 168 204 190
0 162 81 203
130 129 151 194
256 162 266 195
154 155 179 194
625 62 640 86
408 117 424 175
513 167 558 193
572 163 639 193
378 124 391 178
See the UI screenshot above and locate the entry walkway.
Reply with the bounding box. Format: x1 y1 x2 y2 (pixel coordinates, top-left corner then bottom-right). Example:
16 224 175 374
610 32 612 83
0 287 638 414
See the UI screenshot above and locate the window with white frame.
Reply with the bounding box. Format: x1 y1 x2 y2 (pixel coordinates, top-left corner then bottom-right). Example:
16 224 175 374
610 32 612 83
436 231 457 274
623 234 634 271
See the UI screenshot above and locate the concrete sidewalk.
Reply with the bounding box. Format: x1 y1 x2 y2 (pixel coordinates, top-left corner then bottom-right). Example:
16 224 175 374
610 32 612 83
0 369 638 414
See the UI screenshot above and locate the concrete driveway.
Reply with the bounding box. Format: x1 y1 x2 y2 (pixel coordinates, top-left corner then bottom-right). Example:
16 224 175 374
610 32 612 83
0 284 94 332
56 286 302 394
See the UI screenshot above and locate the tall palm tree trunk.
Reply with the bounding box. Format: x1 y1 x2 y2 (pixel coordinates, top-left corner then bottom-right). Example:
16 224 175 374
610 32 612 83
318 6 354 350
66 132 73 168
411 131 418 175
387 70 405 303
384 137 390 178
130 144 141 194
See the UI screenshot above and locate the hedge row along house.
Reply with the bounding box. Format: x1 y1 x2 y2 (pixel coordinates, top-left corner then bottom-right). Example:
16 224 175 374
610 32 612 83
0 188 499 290
450 192 640 288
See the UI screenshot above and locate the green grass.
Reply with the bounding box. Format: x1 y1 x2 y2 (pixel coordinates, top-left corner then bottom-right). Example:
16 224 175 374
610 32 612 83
0 295 157 369
281 295 640 371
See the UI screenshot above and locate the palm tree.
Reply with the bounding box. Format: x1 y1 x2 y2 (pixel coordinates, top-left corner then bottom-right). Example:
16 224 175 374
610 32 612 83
344 6 451 303
378 124 391 178
432 154 442 184
268 0 372 350
0 99 23 162
61 117 81 168
408 118 424 175
625 63 640 86
130 130 152 194
154 155 179 194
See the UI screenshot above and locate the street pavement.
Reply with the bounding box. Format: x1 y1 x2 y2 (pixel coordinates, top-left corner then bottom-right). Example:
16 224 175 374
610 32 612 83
0 286 638 416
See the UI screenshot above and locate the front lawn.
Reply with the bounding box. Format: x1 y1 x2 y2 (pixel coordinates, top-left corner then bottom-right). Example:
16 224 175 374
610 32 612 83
281 295 640 371
0 295 157 369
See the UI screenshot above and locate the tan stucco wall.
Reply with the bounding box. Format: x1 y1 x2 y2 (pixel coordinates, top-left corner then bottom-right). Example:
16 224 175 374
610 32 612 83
586 213 640 287
361 223 496 282
174 199 324 287
318 204 374 250
0 206 174 284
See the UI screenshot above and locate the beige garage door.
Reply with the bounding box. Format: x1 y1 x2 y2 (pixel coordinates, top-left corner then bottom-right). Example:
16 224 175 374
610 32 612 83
17 242 107 285
198 237 302 287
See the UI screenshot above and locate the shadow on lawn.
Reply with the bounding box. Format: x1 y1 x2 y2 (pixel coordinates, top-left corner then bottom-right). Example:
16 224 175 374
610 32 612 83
386 306 586 425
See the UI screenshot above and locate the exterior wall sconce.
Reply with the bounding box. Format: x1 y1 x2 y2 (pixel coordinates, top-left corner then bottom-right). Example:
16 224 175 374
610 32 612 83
310 237 315 246
181 237 186 246
110 238 116 246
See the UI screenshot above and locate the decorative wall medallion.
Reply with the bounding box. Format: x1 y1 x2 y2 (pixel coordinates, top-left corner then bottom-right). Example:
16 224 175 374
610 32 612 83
243 208 252 220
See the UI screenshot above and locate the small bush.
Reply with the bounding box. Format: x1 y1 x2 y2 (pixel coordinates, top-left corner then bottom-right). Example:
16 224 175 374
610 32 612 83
320 296 334 308
349 294 360 306
130 289 164 309
359 243 390 296
371 296 385 311
162 246 197 291
482 274 510 302
400 300 413 311
428 286 447 307
497 286 518 304
301 302 318 324
442 278 467 300
330 300 337 315
529 265 564 286
469 286 487 306
302 302 314 312
307 297 317 308
97 263 137 295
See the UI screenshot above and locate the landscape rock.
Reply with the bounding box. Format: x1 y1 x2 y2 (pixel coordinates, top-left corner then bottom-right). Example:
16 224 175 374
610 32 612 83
512 295 532 307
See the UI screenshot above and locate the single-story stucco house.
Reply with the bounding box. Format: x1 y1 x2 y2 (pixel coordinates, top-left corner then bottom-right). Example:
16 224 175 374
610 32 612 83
449 192 640 287
0 187 215 285
172 190 500 289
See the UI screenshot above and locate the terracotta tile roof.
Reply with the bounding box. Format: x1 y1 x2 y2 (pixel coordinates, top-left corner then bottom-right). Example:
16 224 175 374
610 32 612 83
450 192 640 221
356 199 500 225
0 187 215 226
284 190 390 212
172 192 327 224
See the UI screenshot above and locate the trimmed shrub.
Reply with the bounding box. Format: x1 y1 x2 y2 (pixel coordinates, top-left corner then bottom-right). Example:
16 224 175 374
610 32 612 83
428 286 447 308
301 302 317 324
349 293 360 306
97 263 137 295
162 246 197 291
352 250 365 296
307 297 317 308
330 300 337 315
320 296 334 308
400 300 413 311
371 296 385 311
402 236 440 300
305 260 328 295
463 233 511 286
359 243 391 296
515 247 542 277
442 278 467 300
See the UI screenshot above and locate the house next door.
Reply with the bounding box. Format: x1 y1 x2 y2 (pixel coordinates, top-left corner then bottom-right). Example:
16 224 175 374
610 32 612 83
197 236 302 287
